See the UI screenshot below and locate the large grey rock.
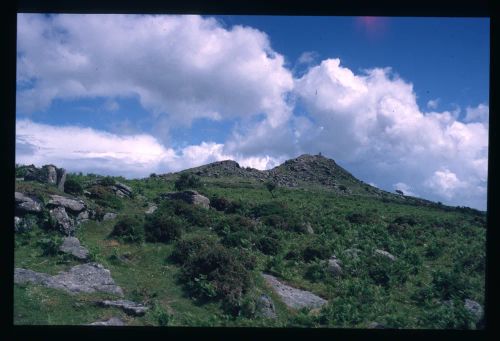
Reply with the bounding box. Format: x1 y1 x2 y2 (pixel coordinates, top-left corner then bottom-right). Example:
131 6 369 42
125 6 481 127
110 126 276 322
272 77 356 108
99 300 148 316
374 249 397 261
14 263 124 296
59 237 89 260
15 192 42 214
464 299 483 321
160 190 210 209
88 317 125 326
103 212 117 221
115 182 132 195
23 164 67 189
327 256 343 276
367 322 386 329
304 222 314 234
262 273 327 310
343 248 362 259
256 294 277 319
48 195 86 213
50 206 75 236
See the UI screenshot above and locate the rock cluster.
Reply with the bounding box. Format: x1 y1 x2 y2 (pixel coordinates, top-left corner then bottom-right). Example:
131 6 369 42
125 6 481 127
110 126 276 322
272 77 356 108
15 192 42 214
14 263 124 296
88 317 125 326
22 164 67 191
111 182 133 198
262 273 327 310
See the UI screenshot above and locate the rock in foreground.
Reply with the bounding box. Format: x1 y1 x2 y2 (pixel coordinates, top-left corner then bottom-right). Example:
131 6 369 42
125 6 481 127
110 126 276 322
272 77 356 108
88 317 125 326
262 273 327 310
15 192 42 214
15 263 124 296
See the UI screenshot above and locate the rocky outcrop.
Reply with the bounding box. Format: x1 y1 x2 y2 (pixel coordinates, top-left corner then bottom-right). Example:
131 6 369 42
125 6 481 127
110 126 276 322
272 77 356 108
15 192 42 214
14 263 124 296
59 237 89 260
48 195 86 213
160 190 210 209
50 206 75 236
374 249 397 261
256 294 277 319
99 300 148 316
23 164 67 190
76 210 90 224
262 273 327 310
88 317 125 326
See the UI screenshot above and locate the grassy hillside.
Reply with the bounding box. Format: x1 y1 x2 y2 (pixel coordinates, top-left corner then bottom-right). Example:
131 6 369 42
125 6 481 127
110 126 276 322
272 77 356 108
13 159 486 328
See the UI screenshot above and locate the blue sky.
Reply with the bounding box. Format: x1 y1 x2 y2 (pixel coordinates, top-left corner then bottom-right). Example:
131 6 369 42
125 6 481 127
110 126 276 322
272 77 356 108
16 14 489 209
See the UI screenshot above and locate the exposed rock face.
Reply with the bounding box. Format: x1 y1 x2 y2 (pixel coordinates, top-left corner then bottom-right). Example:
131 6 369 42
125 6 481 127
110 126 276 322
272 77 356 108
88 317 125 326
160 190 210 209
103 212 117 221
47 165 57 184
304 222 314 234
48 195 86 213
59 237 89 260
327 256 343 276
14 263 124 296
464 299 483 321
374 249 397 261
99 300 148 316
110 182 133 198
256 294 277 319
50 206 75 236
15 192 42 214
262 273 327 310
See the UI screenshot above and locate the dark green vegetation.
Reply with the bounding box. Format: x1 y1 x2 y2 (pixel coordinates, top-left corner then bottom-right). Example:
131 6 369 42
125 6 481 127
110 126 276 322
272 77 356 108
14 156 486 328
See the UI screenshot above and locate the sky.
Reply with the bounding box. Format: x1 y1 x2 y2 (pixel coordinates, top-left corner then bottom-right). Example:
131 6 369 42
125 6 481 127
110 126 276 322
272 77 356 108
15 14 489 210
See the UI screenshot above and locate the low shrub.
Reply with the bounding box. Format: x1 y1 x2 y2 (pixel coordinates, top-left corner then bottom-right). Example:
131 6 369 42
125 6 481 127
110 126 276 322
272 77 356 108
346 211 378 225
144 212 184 243
255 236 280 255
109 215 144 243
305 262 328 282
100 176 116 186
37 234 62 256
431 269 472 300
170 235 218 264
221 230 253 248
64 178 83 195
174 173 202 191
302 243 331 262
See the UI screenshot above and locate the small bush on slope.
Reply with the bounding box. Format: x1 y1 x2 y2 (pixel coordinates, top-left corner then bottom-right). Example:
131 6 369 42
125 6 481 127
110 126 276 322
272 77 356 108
109 215 144 243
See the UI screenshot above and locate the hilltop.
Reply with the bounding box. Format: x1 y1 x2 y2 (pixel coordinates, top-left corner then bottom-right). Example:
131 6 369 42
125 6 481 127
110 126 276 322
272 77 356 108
13 157 486 328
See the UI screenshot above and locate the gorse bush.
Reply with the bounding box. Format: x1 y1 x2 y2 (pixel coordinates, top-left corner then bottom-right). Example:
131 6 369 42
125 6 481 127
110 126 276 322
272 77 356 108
171 235 218 264
174 173 202 191
37 234 62 256
100 176 116 186
109 215 144 243
255 236 280 255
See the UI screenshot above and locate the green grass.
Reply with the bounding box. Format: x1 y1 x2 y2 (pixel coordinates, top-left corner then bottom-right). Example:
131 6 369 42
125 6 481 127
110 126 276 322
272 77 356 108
14 172 485 328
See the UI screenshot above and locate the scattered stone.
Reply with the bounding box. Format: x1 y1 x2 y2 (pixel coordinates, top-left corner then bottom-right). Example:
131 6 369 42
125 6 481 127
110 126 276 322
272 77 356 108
15 216 37 233
374 249 397 261
304 222 314 234
160 190 210 209
15 192 42 214
48 195 86 213
368 322 386 329
59 237 89 260
103 212 117 221
256 294 277 319
464 299 483 321
343 248 362 259
262 273 327 310
83 190 92 197
99 300 148 316
145 204 158 214
327 256 343 276
88 317 125 326
50 206 76 236
14 263 124 296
